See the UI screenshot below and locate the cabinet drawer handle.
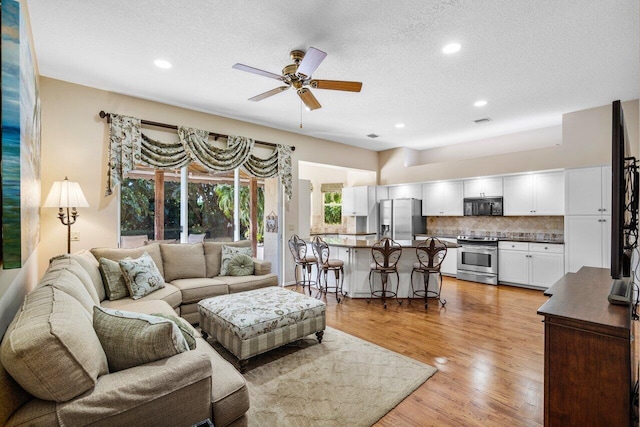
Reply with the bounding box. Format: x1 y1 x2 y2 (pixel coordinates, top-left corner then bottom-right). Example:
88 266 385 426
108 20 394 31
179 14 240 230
544 247 548 250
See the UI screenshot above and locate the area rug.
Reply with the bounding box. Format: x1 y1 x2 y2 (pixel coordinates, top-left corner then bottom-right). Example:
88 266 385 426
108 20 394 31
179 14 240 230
211 327 437 426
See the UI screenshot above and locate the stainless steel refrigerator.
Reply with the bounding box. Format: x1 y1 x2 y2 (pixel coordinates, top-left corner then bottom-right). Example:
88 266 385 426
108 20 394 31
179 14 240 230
379 198 425 240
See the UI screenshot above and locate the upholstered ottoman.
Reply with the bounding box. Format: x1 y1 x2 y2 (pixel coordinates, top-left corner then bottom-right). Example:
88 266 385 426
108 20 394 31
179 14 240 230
198 286 326 372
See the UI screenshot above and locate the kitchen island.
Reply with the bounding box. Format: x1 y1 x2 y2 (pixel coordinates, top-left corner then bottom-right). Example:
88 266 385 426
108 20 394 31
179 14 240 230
310 238 458 299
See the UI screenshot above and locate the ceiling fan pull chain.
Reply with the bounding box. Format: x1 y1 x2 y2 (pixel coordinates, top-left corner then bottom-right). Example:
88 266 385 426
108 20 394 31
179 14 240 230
300 100 303 128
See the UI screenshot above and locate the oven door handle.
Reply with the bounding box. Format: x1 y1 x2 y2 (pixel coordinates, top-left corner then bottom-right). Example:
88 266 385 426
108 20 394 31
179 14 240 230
459 247 497 254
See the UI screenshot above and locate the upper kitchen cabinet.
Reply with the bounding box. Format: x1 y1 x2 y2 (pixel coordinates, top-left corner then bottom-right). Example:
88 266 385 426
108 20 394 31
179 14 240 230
565 165 611 215
388 184 422 200
422 181 463 216
463 177 503 198
342 186 376 216
503 171 564 215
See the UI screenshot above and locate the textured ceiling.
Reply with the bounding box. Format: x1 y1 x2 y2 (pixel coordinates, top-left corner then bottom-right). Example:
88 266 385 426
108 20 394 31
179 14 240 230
26 0 639 151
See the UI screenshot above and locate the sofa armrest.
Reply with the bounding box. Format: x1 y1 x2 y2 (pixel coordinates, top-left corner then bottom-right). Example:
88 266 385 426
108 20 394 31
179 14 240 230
56 350 212 426
253 258 271 275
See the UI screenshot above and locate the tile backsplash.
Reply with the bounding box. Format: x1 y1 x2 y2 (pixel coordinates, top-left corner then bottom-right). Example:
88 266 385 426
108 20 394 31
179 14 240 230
427 216 564 242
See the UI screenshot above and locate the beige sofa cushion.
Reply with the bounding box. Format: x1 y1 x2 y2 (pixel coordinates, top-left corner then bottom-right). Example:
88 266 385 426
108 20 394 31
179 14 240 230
37 268 97 314
253 258 272 276
0 362 31 426
204 240 251 278
47 255 100 306
161 243 206 282
71 250 106 301
93 306 189 372
215 273 279 293
170 278 229 304
91 242 164 277
0 287 108 402
194 337 249 427
101 283 182 311
4 399 57 427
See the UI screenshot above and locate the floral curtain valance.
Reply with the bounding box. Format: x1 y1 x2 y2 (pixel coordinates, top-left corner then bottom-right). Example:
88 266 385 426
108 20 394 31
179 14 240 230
106 114 293 199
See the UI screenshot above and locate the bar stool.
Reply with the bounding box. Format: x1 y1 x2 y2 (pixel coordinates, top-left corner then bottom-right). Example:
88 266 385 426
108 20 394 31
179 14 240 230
311 236 345 303
410 238 448 309
288 234 316 295
368 237 402 309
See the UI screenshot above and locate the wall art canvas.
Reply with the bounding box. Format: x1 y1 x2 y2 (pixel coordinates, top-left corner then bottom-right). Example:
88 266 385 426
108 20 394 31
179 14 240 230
1 0 41 269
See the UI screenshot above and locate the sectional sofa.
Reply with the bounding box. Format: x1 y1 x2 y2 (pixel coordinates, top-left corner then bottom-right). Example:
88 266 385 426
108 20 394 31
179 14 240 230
0 240 278 427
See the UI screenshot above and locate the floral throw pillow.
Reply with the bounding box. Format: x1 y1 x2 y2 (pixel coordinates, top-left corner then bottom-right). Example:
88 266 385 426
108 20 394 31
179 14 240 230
119 252 165 299
220 245 253 276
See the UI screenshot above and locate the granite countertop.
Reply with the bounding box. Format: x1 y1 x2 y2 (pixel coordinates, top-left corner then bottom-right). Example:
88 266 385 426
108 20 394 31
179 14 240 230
415 233 564 244
323 237 459 249
311 232 377 236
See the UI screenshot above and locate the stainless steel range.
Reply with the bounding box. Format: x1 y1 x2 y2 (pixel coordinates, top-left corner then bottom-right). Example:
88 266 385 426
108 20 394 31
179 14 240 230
456 236 499 285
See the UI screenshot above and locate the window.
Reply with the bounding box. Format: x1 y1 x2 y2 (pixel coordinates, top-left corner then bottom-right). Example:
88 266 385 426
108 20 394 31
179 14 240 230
121 165 265 243
323 190 342 225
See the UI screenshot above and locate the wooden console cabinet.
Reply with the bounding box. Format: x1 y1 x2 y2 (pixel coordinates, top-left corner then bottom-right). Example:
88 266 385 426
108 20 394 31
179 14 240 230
538 267 636 426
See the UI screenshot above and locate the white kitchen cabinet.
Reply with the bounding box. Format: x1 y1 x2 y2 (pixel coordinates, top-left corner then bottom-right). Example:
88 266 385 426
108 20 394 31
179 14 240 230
565 165 611 215
341 186 378 233
498 241 564 288
440 237 458 276
463 177 503 198
421 181 463 216
564 215 611 273
498 242 530 284
342 186 369 216
376 186 389 202
503 171 564 215
388 184 422 200
564 166 611 273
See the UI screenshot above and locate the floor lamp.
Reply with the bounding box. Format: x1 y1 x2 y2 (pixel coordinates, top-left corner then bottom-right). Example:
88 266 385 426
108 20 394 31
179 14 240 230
43 177 89 254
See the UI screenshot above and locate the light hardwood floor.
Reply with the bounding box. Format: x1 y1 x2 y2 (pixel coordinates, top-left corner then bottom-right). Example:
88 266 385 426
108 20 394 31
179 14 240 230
295 277 549 427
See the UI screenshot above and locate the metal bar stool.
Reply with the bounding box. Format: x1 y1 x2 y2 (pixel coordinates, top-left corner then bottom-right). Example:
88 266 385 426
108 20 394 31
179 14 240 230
288 234 316 295
368 237 403 309
311 236 345 303
411 237 448 309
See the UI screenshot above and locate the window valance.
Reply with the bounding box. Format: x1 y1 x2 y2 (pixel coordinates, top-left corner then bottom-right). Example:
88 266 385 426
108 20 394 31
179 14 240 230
105 114 293 199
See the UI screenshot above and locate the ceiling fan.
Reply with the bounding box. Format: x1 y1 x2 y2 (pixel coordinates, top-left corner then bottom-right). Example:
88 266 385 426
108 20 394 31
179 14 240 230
232 47 362 111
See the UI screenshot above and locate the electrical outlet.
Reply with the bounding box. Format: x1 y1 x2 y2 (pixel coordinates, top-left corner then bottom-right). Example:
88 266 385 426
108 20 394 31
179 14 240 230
70 231 80 241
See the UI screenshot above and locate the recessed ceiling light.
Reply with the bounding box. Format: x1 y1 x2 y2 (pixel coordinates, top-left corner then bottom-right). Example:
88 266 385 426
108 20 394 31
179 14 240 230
154 59 172 69
395 123 405 128
442 43 461 54
474 100 488 107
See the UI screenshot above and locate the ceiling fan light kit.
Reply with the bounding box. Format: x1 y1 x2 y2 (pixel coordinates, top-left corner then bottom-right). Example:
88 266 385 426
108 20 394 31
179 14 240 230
233 47 362 111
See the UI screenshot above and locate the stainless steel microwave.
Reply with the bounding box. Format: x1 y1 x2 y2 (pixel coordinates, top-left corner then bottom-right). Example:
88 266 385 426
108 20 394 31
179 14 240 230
463 197 503 216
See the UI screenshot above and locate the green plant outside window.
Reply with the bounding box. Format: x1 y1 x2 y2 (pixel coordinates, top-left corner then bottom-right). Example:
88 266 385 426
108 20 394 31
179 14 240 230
323 191 342 225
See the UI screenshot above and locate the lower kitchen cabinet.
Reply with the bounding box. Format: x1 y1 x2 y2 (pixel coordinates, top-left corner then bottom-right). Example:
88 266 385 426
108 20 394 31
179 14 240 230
498 241 564 289
564 215 611 273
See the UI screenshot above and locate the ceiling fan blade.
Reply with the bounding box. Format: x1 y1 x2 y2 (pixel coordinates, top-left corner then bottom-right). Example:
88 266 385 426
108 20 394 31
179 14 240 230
248 86 289 102
297 88 322 110
296 47 327 78
232 63 284 81
310 80 363 92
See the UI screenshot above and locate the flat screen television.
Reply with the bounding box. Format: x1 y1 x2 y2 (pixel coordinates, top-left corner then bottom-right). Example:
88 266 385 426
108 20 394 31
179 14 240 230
610 100 638 282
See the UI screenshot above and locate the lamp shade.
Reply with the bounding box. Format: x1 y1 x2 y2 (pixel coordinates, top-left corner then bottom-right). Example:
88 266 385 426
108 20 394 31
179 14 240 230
43 177 89 208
